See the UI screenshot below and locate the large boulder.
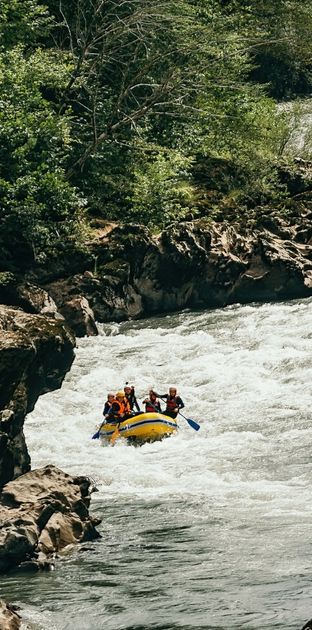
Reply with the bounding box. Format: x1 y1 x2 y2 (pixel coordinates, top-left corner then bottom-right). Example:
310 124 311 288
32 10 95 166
0 306 75 488
59 295 98 336
0 465 101 573
0 277 61 319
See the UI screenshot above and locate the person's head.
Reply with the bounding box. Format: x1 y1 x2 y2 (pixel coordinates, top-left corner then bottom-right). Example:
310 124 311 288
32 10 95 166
107 392 114 403
169 387 177 396
116 390 125 401
124 385 132 395
149 390 156 401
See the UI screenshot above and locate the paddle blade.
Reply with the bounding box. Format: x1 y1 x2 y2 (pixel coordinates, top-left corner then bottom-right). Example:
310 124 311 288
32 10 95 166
110 426 120 445
92 431 100 440
186 417 200 431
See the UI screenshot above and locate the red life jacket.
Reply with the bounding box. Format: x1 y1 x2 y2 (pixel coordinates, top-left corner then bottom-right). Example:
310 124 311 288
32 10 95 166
145 399 161 413
166 396 178 412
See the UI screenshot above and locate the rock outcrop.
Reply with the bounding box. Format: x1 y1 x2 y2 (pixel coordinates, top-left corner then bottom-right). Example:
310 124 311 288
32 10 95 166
0 306 75 488
44 208 312 328
0 601 21 629
58 294 98 336
0 465 100 573
2 187 312 336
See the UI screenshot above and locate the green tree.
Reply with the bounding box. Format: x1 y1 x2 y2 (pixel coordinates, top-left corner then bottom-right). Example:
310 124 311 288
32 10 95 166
0 0 50 48
0 46 85 267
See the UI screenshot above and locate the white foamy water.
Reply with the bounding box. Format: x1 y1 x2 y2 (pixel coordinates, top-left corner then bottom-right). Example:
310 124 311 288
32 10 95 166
2 299 312 629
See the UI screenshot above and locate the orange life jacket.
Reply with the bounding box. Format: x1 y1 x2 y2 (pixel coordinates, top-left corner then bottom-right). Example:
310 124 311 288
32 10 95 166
122 398 131 415
110 398 130 419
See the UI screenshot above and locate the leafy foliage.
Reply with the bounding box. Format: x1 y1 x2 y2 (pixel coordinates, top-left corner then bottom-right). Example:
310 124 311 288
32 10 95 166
0 0 311 271
0 46 85 266
0 0 50 48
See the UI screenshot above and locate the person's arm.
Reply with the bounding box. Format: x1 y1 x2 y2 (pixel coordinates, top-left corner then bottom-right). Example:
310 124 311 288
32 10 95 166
107 402 120 419
176 396 184 410
130 387 140 412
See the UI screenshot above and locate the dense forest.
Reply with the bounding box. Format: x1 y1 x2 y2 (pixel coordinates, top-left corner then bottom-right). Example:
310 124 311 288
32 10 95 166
1 0 312 271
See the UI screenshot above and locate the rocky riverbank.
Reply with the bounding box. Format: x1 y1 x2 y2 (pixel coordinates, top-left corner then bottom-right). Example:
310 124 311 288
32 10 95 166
0 600 21 630
0 305 75 488
1 213 312 339
0 307 100 626
2 171 312 338
16 204 312 336
0 465 100 574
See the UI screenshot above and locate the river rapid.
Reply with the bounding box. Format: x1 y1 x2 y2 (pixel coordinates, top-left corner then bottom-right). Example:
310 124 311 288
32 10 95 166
1 299 312 629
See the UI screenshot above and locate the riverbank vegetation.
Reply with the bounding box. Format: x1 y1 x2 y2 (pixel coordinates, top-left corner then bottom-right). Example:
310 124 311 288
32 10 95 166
1 0 312 270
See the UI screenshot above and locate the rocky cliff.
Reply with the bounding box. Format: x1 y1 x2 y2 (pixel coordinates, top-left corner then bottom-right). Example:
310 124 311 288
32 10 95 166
2 161 312 337
42 205 312 333
2 205 312 338
0 305 75 488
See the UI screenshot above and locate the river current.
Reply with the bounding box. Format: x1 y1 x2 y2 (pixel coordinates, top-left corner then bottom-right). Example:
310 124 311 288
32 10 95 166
1 299 312 629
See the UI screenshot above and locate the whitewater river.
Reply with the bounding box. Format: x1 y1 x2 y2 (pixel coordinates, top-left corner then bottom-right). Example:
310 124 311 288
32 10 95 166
2 299 312 629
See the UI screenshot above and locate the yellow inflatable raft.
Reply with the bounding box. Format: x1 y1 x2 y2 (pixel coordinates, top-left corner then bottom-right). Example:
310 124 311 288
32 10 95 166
99 411 178 444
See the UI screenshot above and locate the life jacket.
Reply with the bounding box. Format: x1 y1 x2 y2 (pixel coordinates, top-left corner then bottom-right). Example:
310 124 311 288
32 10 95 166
166 396 178 412
109 398 130 419
145 399 161 413
123 398 131 414
125 392 136 411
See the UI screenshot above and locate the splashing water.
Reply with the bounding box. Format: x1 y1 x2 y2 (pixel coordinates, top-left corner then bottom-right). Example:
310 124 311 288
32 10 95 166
2 299 312 629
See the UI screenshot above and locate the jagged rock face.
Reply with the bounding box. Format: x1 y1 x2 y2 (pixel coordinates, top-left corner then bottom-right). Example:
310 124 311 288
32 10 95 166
0 306 75 488
3 206 312 333
0 465 101 573
0 601 21 629
45 213 312 325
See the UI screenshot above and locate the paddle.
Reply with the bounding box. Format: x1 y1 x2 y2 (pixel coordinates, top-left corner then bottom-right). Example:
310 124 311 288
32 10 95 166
176 410 200 431
158 396 200 431
92 419 122 442
110 422 121 445
92 399 117 439
92 424 104 440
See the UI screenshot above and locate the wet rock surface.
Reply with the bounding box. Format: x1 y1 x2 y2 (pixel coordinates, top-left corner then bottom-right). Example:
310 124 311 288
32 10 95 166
0 600 21 629
0 306 75 488
0 465 101 574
